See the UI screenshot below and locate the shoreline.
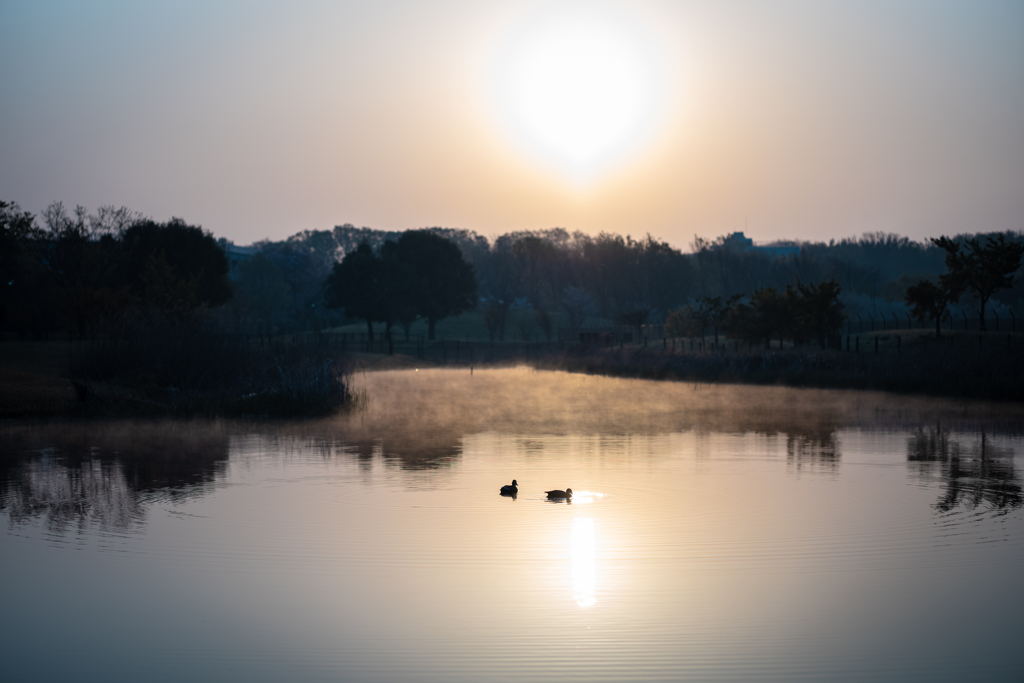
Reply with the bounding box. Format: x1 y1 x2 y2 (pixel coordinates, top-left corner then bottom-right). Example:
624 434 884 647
527 337 1023 403
2 332 1022 420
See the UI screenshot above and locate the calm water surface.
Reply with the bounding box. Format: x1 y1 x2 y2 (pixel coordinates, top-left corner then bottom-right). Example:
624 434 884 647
2 369 1023 682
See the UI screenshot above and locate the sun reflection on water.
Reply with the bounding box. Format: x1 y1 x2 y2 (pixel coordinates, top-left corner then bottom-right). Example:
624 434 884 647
571 517 597 607
571 490 605 504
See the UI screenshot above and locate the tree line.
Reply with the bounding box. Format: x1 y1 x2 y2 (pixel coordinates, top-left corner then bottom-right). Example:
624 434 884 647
664 236 1023 347
272 224 1023 342
4 198 1022 345
322 231 476 341
905 234 1024 337
665 280 846 349
1 201 232 338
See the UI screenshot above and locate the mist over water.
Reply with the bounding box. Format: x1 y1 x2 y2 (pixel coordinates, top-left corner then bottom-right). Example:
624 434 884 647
2 369 1022 682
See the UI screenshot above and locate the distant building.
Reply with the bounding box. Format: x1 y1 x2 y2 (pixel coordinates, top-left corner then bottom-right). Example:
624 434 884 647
218 242 258 279
725 231 801 258
727 232 753 249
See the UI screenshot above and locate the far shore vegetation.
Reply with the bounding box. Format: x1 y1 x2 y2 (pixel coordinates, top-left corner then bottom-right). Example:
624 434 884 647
2 198 1023 418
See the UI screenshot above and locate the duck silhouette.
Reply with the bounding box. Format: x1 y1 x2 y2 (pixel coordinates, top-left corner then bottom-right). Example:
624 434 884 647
545 488 572 500
500 479 518 496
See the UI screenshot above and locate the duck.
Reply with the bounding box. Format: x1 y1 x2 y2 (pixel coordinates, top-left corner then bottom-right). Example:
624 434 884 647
500 479 518 495
545 488 572 500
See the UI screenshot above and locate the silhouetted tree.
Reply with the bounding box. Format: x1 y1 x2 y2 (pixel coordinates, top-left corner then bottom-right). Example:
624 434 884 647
932 233 1024 331
18 202 138 337
120 218 232 321
481 298 510 342
490 228 579 309
394 231 477 340
693 298 715 340
254 239 339 332
379 240 419 339
637 234 694 314
789 279 845 348
0 201 38 335
905 278 961 338
214 219 1024 341
727 287 791 348
664 306 697 338
230 254 291 333
561 285 594 337
581 233 632 318
512 235 560 307
0 201 32 276
323 242 382 341
695 295 742 344
725 281 844 349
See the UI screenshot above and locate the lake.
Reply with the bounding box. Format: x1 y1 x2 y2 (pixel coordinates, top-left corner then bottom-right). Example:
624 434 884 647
2 368 1023 682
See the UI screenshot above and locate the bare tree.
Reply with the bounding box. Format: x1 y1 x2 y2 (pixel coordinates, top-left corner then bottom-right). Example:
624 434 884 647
19 202 142 337
932 233 1024 331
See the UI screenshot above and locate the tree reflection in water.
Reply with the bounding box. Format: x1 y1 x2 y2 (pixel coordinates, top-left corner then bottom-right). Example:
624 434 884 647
785 427 840 473
378 434 461 471
2 455 143 533
337 433 462 472
0 424 230 533
740 422 841 474
908 428 1022 513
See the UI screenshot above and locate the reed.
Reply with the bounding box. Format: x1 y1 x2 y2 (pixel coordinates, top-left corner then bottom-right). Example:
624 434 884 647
67 323 354 417
535 334 1024 401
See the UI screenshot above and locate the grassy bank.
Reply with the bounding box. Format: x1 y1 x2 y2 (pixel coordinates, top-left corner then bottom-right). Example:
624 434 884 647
0 341 79 418
1 332 356 419
532 331 1024 402
4 329 1019 418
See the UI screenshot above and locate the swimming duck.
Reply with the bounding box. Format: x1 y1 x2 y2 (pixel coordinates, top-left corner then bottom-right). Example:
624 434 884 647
545 488 572 499
500 479 518 495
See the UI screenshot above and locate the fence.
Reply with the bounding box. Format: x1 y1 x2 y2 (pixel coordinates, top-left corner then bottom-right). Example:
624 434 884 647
223 331 571 364
847 309 1016 334
223 316 1019 366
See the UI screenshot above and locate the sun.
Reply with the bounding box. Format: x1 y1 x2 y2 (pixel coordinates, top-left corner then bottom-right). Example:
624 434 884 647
493 4 663 183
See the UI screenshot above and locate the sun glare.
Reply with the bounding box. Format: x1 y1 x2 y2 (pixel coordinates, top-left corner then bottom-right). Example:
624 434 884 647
493 4 663 182
571 517 597 607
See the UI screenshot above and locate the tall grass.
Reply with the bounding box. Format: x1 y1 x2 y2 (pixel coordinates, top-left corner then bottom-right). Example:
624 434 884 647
536 334 1024 401
68 322 355 417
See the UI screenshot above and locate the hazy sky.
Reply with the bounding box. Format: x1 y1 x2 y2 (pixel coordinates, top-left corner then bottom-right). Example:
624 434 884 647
2 0 1022 247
